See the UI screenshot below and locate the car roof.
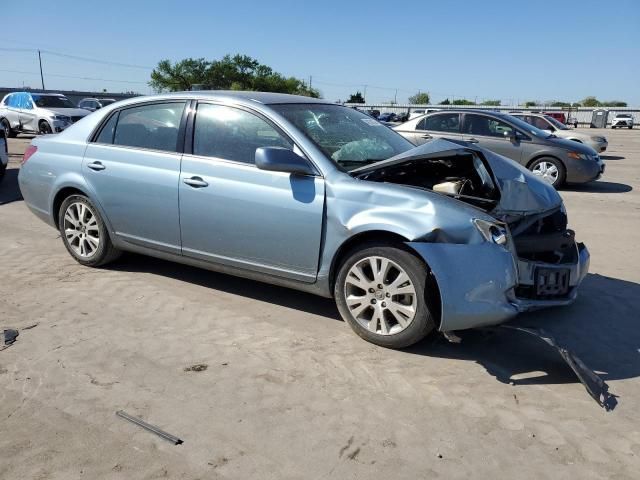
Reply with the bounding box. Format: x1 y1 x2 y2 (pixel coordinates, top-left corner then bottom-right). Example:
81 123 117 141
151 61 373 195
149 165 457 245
141 90 331 105
23 92 66 97
425 109 512 118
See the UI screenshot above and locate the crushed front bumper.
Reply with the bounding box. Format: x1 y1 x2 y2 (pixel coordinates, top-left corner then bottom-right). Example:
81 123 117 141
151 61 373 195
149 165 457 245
407 241 589 332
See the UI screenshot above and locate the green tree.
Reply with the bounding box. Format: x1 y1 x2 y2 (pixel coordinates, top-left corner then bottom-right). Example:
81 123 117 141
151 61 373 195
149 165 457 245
149 54 320 97
347 91 365 103
602 100 627 107
408 92 430 104
439 98 451 105
524 101 537 108
480 99 500 106
580 96 601 107
549 101 571 107
452 99 475 105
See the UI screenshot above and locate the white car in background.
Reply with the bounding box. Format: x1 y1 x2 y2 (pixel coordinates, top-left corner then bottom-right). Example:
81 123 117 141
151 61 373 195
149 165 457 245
611 113 634 129
409 108 440 120
511 113 608 153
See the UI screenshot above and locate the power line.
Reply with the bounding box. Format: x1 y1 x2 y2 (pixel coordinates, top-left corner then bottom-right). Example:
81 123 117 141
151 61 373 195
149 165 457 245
0 47 153 70
0 68 148 85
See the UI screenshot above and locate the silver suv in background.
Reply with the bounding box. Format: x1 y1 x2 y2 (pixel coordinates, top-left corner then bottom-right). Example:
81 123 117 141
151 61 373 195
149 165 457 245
0 92 90 136
394 110 605 187
611 113 634 129
511 113 608 153
78 98 116 112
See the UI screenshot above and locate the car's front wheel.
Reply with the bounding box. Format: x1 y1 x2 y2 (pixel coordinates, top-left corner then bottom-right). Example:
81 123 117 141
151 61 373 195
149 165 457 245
58 194 121 267
39 120 52 135
529 156 566 188
334 244 436 348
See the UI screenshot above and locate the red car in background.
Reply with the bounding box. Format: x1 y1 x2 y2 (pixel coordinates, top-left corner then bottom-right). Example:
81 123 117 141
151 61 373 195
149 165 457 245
544 111 567 124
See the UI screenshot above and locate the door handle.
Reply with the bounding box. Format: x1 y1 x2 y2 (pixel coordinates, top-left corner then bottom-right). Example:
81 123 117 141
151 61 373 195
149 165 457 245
183 176 209 188
466 138 479 144
87 161 106 171
420 134 432 139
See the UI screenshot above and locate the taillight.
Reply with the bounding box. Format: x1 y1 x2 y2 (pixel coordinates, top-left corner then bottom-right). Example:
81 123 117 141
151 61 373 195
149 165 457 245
23 145 37 164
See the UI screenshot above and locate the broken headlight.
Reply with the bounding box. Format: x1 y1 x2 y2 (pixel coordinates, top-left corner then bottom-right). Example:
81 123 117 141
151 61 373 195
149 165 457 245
473 218 508 246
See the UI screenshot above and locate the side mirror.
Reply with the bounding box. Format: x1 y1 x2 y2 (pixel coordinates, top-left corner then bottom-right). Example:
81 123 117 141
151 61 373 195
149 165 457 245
255 147 316 176
504 130 518 141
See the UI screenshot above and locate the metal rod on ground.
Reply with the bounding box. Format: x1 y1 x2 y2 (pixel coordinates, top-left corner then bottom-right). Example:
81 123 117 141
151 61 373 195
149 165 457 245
38 50 45 90
116 410 183 445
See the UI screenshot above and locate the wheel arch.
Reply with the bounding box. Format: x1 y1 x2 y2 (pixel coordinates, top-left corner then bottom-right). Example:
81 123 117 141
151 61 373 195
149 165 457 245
52 186 89 228
526 153 566 170
328 230 442 328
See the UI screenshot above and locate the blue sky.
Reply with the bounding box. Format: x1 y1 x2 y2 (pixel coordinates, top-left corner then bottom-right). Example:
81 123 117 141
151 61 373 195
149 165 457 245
1 0 639 105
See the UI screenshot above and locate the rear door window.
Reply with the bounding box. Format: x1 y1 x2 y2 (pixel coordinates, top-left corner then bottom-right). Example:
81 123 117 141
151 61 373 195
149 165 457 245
418 113 460 133
113 102 186 152
95 112 119 144
192 103 293 164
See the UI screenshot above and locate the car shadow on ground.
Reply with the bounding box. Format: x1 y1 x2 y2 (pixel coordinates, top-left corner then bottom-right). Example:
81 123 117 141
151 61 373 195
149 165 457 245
406 273 640 394
113 253 639 393
563 181 632 193
0 168 23 205
110 253 342 321
600 155 625 161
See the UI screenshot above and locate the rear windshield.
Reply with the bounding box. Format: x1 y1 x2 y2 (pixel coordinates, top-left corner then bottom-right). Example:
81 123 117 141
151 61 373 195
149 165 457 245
32 95 75 108
617 114 632 118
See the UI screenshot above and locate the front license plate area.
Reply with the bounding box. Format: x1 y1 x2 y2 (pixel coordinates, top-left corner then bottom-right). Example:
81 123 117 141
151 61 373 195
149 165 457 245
535 267 570 296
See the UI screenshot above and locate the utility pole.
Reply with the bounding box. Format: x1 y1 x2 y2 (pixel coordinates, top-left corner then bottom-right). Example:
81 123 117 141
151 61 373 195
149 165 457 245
394 89 397 104
309 75 312 90
363 85 367 101
38 50 45 89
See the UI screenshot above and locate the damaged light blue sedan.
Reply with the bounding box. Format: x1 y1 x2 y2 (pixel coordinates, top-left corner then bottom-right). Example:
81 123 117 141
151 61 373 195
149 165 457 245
18 92 590 348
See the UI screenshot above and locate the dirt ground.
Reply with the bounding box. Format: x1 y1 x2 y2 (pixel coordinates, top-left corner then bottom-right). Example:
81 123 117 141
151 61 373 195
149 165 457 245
1 128 639 479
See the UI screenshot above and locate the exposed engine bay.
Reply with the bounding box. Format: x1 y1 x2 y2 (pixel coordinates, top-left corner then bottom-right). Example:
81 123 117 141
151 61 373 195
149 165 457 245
354 150 581 300
353 151 500 209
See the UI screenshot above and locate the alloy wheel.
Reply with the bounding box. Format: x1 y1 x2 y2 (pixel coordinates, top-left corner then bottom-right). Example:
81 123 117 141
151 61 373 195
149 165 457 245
532 161 559 185
344 256 417 335
63 202 100 257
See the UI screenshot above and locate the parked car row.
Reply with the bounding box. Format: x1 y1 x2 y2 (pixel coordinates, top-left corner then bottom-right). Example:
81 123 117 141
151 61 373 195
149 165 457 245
393 109 605 187
17 91 591 348
0 92 120 137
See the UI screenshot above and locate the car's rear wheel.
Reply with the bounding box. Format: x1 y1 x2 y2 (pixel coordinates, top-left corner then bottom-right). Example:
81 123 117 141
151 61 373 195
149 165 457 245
39 120 52 135
58 195 121 267
334 244 436 348
529 156 566 188
1 119 17 138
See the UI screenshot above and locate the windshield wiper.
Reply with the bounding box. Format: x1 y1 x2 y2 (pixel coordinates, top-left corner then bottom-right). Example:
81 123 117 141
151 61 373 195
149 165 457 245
340 159 385 169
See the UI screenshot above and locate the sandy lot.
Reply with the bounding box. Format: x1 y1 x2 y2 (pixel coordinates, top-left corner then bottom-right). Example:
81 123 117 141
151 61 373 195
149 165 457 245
1 129 639 479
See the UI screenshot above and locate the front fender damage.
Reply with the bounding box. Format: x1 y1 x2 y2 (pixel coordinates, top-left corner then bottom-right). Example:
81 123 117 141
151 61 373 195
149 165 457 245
407 242 519 332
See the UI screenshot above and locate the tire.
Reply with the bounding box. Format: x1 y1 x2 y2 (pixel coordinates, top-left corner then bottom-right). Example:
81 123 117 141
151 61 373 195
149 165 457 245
39 120 52 135
1 119 17 138
334 244 436 348
0 162 6 182
528 156 566 188
629 126 633 130
58 194 121 267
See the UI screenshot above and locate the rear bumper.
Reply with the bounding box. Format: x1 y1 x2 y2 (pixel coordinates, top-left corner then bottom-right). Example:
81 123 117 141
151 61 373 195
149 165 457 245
407 241 589 332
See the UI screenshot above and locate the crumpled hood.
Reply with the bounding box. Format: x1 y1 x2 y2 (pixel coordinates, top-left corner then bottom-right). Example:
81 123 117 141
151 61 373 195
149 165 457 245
46 107 91 117
354 138 562 215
